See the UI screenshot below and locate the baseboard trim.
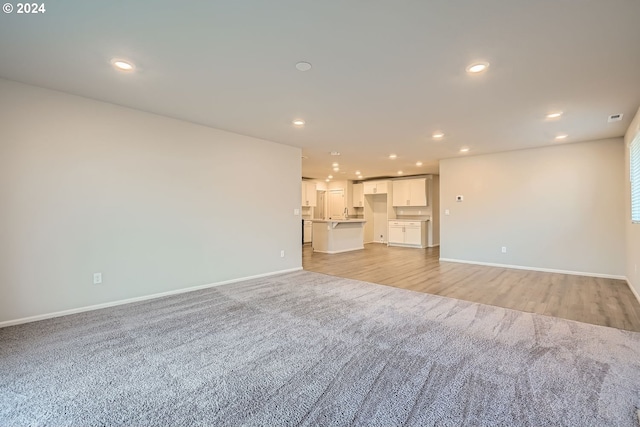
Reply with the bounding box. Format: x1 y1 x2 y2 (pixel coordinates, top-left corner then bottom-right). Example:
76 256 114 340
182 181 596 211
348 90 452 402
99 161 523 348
388 243 427 249
0 267 303 329
313 247 365 254
627 278 640 305
438 258 626 280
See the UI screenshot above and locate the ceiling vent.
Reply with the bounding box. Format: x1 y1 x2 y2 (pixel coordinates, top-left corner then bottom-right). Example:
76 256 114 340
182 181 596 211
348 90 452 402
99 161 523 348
608 113 623 123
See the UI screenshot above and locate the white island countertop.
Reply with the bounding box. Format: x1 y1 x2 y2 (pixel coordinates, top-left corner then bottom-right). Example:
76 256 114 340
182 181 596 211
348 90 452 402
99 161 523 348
311 219 366 253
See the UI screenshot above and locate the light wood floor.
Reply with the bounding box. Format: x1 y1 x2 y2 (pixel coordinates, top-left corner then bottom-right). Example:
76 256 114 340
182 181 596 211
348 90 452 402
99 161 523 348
302 243 640 332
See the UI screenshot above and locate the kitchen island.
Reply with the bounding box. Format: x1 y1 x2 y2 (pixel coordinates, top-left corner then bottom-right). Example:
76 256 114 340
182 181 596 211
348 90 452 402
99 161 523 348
312 219 366 254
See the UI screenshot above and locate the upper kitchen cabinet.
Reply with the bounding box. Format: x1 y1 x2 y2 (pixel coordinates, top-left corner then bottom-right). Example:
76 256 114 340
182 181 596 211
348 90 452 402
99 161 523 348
301 181 317 207
392 178 427 207
363 180 388 195
352 183 364 207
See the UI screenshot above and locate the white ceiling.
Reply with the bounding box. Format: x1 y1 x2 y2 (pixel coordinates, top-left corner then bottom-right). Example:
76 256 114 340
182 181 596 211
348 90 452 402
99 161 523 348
1 1 639 180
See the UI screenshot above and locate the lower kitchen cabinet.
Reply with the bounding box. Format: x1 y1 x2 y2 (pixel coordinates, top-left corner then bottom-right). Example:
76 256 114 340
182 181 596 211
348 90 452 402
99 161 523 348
387 220 427 248
303 220 313 243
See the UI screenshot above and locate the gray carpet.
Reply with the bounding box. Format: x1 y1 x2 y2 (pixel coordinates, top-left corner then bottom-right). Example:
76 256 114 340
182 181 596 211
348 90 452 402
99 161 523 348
1 271 640 427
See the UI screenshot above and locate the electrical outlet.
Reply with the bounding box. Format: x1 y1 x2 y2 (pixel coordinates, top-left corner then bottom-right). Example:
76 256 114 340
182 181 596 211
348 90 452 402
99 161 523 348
293 208 300 215
501 247 507 253
280 250 285 258
93 272 102 285
445 209 450 216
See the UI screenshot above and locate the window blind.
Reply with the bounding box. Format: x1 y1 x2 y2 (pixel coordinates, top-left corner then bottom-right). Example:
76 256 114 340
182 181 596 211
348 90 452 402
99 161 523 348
631 133 640 223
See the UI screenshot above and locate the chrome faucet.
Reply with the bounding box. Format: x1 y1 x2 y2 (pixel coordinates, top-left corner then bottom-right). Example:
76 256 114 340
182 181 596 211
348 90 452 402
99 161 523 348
344 207 349 219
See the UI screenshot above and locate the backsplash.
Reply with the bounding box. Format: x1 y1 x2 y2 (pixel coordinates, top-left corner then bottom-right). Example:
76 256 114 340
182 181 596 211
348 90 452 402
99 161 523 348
395 206 432 220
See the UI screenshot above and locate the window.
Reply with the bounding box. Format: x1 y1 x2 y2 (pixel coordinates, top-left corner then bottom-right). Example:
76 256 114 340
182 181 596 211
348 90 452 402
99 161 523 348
632 133 640 223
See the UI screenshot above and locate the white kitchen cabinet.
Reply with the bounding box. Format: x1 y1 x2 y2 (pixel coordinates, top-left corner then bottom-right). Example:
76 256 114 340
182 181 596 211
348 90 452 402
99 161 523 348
392 181 409 206
388 223 405 244
387 220 427 248
363 180 388 195
392 178 427 207
352 183 364 207
404 223 423 245
301 181 317 207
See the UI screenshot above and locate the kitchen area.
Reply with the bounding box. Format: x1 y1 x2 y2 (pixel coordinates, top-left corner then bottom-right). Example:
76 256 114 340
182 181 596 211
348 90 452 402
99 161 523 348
301 175 439 254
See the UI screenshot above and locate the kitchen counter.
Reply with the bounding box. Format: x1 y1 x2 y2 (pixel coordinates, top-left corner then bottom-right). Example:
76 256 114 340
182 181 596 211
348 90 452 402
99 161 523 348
312 219 366 253
312 219 366 225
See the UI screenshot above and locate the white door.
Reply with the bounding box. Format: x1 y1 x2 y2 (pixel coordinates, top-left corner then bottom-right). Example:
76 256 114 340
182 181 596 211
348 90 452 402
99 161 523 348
315 191 325 219
328 189 345 219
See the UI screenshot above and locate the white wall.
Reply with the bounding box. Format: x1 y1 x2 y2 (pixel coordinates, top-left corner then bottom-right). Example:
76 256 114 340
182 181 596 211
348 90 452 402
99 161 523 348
0 79 302 324
440 138 625 277
625 107 640 298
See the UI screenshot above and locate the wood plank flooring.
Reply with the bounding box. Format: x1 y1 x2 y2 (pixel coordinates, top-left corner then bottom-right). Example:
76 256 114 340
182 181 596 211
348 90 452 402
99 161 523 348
302 243 640 332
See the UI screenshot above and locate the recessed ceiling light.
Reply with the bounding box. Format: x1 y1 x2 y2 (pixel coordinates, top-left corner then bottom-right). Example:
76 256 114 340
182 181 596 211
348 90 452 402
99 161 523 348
389 154 397 159
466 62 489 74
333 167 339 172
397 171 404 175
546 112 563 119
111 59 134 71
328 175 333 179
460 147 470 153
292 119 305 126
555 134 568 140
416 161 423 166
325 179 330 182
432 132 445 139
355 170 361 175
330 151 341 156
295 61 312 72
357 175 363 179
332 162 339 167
